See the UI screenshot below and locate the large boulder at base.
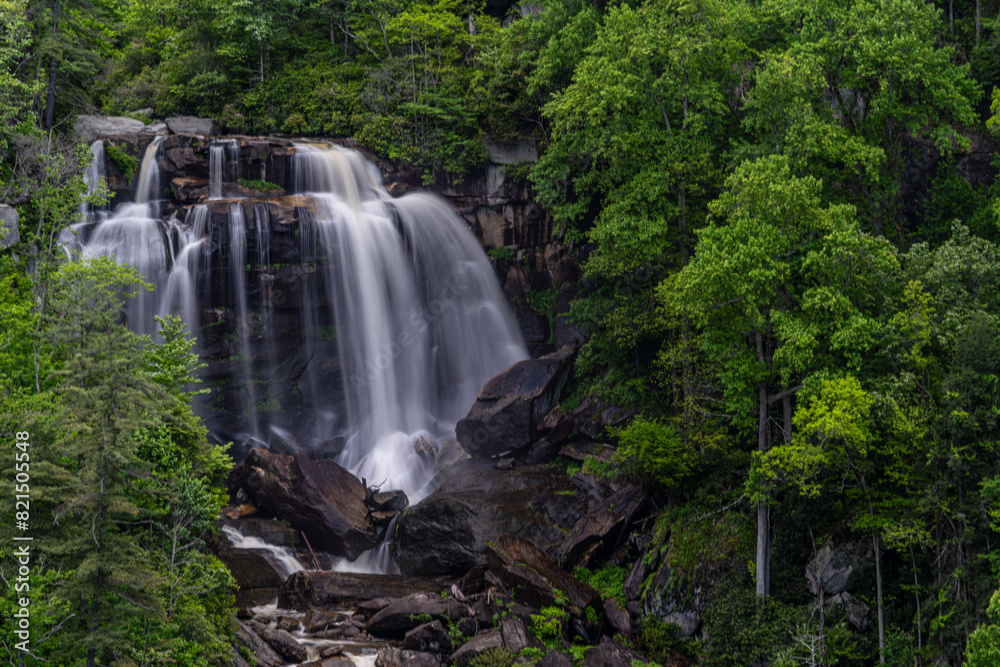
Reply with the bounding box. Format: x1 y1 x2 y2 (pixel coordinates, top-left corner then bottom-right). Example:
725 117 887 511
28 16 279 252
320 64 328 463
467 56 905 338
278 571 439 610
234 622 283 667
456 347 573 458
366 594 472 637
74 114 147 140
582 640 650 667
0 205 19 249
405 653 441 667
539 651 573 667
391 460 587 577
487 533 602 622
232 448 376 558
166 115 215 135
451 631 503 666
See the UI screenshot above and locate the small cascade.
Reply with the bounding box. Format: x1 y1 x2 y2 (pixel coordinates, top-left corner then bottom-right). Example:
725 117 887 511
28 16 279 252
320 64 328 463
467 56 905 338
209 139 241 199
81 139 109 222
331 517 400 575
209 144 225 199
221 525 305 580
76 136 167 334
160 205 209 333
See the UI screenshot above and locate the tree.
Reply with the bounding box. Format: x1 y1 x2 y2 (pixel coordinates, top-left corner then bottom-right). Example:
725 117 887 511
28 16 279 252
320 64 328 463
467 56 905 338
671 154 896 598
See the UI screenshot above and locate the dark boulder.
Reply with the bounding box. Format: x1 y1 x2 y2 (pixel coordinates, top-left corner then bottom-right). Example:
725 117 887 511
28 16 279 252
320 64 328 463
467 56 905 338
303 609 351 633
392 460 587 577
555 480 647 568
806 541 868 596
582 640 650 667
539 651 573 667
451 632 504 666
403 620 453 653
170 177 208 203
232 448 376 558
370 490 409 512
603 599 632 640
406 653 441 667
487 534 602 623
278 571 439 610
456 347 573 458
366 594 472 637
501 617 529 653
234 622 284 667
259 627 308 663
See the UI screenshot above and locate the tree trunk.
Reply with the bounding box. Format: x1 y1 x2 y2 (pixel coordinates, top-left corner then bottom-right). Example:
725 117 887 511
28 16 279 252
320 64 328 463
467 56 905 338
949 0 954 39
756 372 770 599
44 0 60 130
874 530 885 663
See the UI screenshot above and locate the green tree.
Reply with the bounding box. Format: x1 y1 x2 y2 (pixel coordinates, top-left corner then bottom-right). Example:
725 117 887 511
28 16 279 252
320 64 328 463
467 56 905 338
671 154 896 599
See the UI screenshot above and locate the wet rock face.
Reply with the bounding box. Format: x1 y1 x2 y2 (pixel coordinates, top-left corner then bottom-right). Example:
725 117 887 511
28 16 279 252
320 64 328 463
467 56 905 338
277 571 440 610
391 460 587 577
487 533 602 621
455 347 574 458
231 448 376 557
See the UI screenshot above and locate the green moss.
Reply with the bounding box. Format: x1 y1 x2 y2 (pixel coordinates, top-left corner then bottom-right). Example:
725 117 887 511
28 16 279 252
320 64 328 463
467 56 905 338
237 178 282 193
468 647 514 667
488 246 517 262
575 565 628 607
104 140 138 182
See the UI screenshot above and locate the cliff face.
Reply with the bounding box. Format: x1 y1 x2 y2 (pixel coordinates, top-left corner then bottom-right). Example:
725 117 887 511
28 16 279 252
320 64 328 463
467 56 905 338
79 121 579 455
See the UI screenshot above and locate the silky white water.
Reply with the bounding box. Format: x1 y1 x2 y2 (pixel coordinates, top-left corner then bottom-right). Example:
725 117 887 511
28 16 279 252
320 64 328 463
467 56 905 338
293 143 526 503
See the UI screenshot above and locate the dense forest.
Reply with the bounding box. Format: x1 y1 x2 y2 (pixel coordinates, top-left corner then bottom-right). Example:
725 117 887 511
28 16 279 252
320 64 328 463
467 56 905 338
6 0 1000 664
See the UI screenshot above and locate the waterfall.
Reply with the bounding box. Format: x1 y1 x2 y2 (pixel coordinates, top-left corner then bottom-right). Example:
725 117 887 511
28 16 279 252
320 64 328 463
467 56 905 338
160 205 209 334
81 139 109 221
209 145 224 199
62 136 527 516
293 143 526 502
221 525 305 580
229 202 260 439
77 136 167 335
209 139 240 199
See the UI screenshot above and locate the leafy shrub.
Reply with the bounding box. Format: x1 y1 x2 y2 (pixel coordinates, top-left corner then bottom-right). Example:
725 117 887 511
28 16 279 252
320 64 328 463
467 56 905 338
488 246 517 262
104 140 138 182
530 607 567 646
607 416 691 490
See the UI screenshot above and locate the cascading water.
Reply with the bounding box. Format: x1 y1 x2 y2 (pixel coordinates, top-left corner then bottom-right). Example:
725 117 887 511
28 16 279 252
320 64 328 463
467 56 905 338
209 139 241 199
160 205 209 333
221 525 305 579
79 136 168 335
293 143 526 502
229 202 261 440
63 136 528 573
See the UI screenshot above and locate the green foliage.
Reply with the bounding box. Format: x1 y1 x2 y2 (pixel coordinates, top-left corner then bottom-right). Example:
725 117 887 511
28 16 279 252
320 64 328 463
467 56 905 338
530 607 567 646
104 139 138 182
238 178 282 192
574 565 627 607
487 246 516 262
607 416 691 490
468 647 515 667
967 587 1000 666
638 618 693 664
